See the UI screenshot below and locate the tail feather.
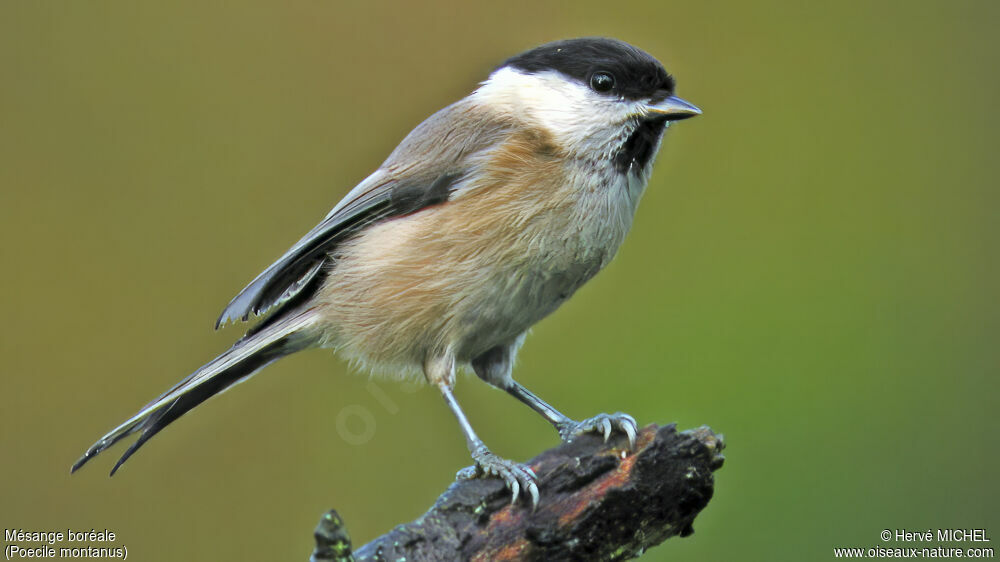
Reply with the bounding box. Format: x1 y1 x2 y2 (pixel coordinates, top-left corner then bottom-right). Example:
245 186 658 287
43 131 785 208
71 309 318 475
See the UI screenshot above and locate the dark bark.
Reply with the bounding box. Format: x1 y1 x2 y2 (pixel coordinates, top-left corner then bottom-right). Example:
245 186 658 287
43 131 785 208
311 423 724 561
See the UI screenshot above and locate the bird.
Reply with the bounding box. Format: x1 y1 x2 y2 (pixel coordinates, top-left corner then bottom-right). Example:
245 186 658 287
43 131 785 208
71 37 700 507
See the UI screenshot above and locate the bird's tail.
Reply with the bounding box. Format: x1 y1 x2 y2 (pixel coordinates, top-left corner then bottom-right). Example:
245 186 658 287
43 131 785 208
71 308 320 475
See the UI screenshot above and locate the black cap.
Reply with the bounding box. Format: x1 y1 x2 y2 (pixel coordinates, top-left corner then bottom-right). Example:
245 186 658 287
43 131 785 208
499 37 675 101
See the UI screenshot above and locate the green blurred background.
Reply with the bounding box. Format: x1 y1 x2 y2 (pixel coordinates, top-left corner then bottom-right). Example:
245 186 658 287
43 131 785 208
2 1 997 560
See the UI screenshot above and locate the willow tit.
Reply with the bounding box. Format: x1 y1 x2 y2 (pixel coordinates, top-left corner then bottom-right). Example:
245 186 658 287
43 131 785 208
72 37 700 506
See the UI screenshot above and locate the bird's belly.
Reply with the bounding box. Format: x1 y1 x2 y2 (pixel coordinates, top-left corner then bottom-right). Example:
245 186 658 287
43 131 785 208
313 171 640 377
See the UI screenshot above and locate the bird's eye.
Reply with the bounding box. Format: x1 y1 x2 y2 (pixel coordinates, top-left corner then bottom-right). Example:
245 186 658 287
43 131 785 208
589 72 615 93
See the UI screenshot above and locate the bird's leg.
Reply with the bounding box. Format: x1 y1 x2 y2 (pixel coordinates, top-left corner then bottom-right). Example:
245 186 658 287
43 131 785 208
425 352 539 507
472 342 638 450
504 380 638 450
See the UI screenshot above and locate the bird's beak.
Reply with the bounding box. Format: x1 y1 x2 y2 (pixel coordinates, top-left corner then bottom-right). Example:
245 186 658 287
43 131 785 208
645 96 702 121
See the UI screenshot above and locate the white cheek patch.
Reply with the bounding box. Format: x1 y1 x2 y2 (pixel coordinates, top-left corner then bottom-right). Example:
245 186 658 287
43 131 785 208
474 68 639 154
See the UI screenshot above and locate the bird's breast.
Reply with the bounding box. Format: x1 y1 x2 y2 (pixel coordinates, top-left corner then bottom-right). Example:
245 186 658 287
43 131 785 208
314 151 644 375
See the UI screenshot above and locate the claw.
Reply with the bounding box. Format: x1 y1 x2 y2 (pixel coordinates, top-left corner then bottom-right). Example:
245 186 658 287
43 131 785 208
623 418 637 450
508 478 520 505
561 412 640 451
601 418 613 441
463 447 540 507
526 478 540 509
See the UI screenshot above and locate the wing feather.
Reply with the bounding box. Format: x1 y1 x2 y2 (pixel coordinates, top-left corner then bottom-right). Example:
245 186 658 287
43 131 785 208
216 99 512 328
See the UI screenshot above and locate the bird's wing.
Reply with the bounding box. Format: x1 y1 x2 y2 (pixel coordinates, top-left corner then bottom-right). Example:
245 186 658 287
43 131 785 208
216 100 512 327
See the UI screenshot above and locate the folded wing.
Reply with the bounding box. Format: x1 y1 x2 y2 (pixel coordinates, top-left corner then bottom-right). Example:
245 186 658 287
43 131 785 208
215 100 512 328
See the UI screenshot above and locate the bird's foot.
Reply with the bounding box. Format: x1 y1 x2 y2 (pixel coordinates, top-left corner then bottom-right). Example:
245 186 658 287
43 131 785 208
457 445 539 508
557 412 638 450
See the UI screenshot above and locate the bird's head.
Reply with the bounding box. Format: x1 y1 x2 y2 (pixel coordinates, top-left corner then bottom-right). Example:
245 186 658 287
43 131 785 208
473 37 700 172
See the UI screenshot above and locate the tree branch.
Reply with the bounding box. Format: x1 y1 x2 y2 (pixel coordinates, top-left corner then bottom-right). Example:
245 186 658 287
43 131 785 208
311 423 724 561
